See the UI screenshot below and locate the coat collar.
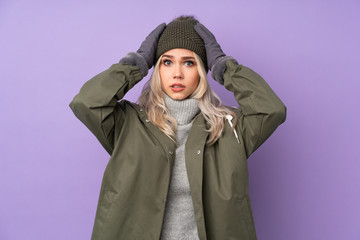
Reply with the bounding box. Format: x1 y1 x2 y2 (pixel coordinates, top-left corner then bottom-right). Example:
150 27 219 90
131 102 177 166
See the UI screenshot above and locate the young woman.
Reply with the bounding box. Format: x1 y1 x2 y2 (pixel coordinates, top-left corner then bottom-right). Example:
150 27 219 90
70 16 286 240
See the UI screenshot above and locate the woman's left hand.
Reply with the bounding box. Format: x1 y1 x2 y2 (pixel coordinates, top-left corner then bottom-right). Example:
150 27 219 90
195 23 237 84
194 23 226 71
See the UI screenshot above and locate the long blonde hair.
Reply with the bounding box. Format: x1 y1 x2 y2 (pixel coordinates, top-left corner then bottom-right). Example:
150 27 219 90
138 52 237 145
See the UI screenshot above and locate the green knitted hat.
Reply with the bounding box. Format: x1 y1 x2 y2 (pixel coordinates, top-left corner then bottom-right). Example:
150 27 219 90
156 16 207 71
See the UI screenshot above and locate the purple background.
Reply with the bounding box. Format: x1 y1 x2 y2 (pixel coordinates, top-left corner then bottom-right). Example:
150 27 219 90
1 0 359 239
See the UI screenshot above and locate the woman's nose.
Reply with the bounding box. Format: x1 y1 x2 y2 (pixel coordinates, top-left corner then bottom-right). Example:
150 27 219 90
173 64 183 79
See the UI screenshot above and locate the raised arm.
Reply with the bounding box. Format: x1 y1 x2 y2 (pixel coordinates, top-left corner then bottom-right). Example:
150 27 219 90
195 23 286 157
69 23 166 155
223 61 286 156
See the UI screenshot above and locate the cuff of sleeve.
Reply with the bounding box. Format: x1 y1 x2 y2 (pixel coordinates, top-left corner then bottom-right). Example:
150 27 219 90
211 56 238 85
119 52 148 77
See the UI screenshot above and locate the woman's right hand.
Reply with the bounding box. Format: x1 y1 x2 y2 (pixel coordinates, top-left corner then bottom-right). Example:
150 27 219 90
120 23 166 77
137 23 166 69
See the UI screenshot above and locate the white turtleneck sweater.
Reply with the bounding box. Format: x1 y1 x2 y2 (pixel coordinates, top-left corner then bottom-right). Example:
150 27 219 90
160 95 200 240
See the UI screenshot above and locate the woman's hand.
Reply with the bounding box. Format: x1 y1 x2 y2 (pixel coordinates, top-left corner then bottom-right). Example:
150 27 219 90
194 23 225 71
137 23 166 69
120 23 166 77
194 23 237 84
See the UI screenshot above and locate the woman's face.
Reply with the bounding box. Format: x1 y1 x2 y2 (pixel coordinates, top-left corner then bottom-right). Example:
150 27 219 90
159 48 200 100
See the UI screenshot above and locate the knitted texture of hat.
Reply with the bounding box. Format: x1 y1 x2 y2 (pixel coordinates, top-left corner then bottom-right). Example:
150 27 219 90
156 17 207 71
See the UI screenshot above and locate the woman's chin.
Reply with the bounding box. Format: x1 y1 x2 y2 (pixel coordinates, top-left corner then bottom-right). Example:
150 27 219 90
166 93 188 101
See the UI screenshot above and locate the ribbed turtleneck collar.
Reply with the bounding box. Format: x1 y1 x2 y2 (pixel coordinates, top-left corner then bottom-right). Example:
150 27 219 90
164 95 200 125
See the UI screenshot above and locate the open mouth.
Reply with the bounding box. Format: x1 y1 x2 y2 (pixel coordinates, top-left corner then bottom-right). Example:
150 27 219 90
170 84 185 92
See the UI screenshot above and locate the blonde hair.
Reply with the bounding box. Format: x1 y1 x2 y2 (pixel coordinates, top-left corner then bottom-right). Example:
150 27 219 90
138 52 237 145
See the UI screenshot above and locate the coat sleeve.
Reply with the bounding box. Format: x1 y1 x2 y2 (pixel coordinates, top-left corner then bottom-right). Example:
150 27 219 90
223 60 287 158
69 63 143 155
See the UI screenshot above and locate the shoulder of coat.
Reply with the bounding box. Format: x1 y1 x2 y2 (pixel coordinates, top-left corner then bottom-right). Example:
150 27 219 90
224 105 243 115
118 100 143 114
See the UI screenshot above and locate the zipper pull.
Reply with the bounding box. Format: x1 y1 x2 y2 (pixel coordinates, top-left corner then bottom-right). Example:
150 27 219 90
226 115 240 144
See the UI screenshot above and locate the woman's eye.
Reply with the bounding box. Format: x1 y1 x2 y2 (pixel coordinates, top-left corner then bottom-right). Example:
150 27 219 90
163 60 172 66
185 61 194 66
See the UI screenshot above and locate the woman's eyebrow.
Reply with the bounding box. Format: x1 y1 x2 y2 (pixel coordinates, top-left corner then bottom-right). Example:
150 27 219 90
162 55 195 60
181 56 195 60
